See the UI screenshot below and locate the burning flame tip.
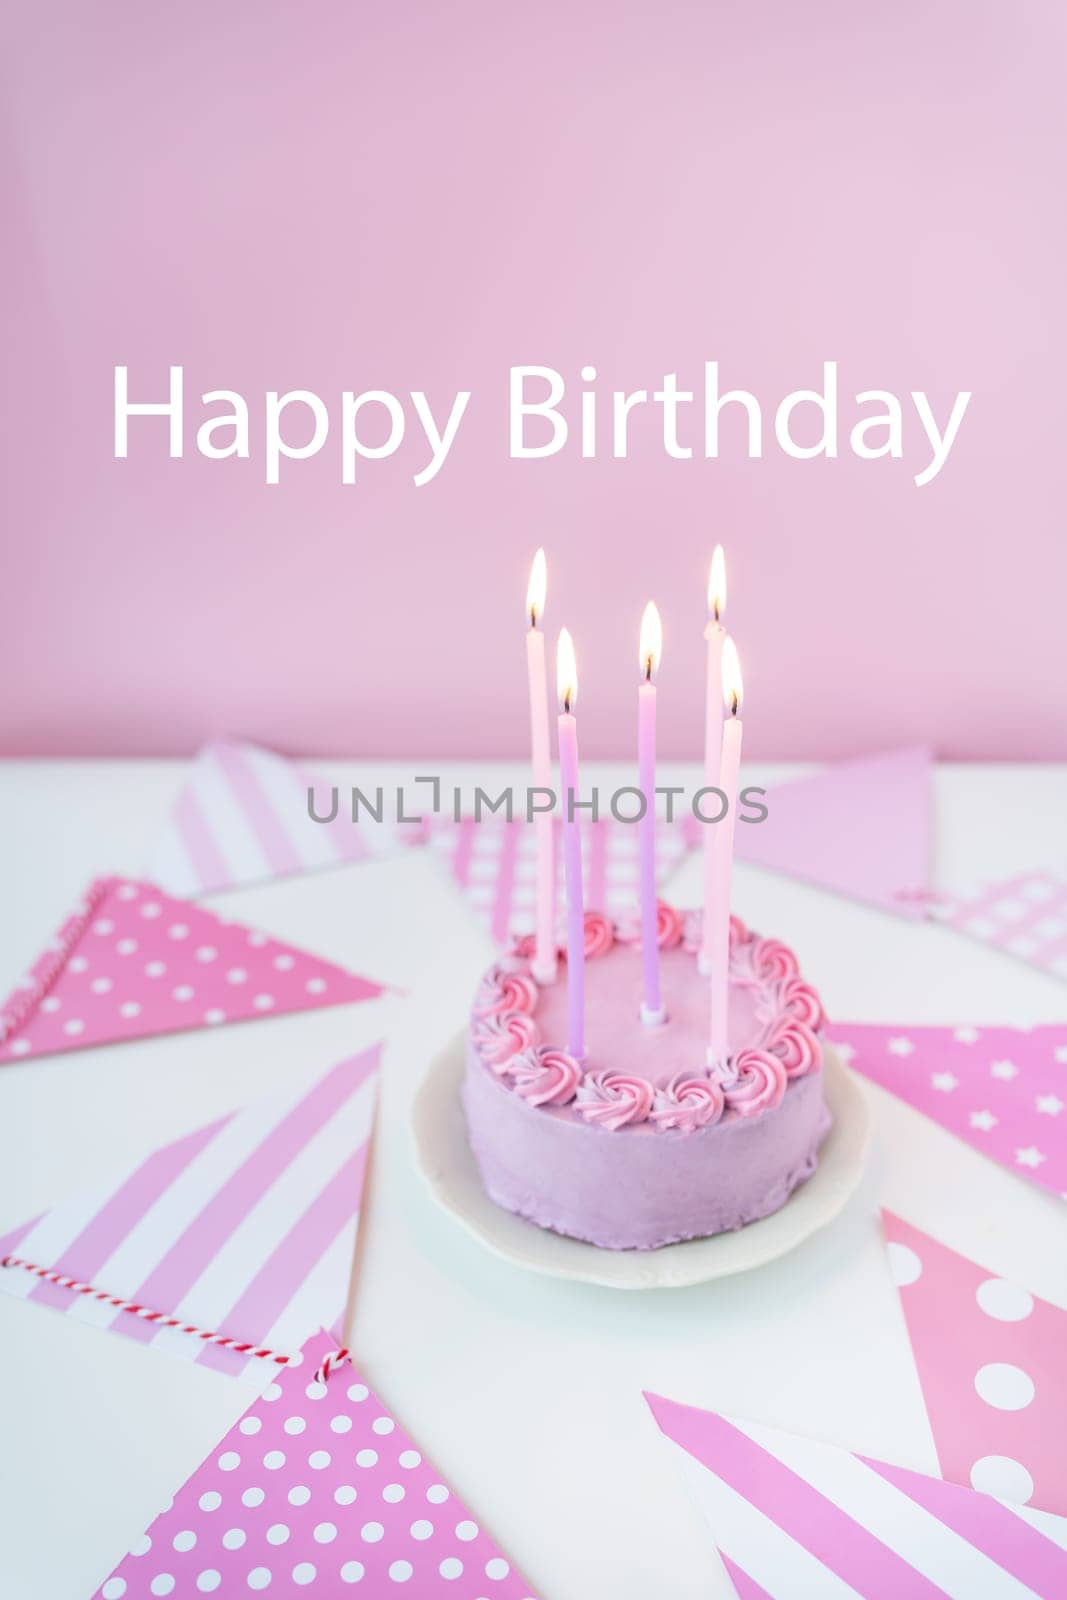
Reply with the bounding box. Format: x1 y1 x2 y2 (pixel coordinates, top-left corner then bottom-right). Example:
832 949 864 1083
526 548 547 625
639 601 663 679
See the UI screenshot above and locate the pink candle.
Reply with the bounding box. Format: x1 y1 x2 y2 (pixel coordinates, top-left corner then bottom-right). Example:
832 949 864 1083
637 602 665 1023
556 628 585 1058
524 549 556 982
709 636 743 1071
701 545 726 973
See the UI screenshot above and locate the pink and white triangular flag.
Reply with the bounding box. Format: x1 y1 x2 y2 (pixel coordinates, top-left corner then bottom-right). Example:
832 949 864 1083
90 1328 537 1600
149 739 424 898
645 1390 1067 1599
831 1022 1067 1200
931 872 1067 983
429 816 690 945
882 1211 1067 1516
0 1046 380 1381
0 876 386 1063
690 745 933 918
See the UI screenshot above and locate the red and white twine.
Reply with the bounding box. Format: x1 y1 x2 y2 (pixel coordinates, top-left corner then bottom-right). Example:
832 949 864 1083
0 879 356 1383
0 877 112 1046
0 1254 350 1382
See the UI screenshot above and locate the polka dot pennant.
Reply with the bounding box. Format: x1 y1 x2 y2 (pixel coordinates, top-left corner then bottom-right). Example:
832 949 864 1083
883 1211 1067 1515
0 877 386 1063
831 1022 1067 1201
90 1330 537 1599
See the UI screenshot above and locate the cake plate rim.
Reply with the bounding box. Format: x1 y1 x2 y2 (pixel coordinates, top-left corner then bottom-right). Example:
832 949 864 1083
410 1036 871 1289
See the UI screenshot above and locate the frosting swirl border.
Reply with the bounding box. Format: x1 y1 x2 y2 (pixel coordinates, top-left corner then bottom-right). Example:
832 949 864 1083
471 904 823 1132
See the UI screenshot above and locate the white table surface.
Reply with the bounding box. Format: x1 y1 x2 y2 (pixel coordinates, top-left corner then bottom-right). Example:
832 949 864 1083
1 759 1065 1600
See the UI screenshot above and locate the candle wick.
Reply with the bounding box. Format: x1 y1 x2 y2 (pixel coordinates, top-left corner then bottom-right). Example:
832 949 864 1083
731 692 739 716
713 603 720 623
530 607 537 629
645 658 653 683
563 690 571 714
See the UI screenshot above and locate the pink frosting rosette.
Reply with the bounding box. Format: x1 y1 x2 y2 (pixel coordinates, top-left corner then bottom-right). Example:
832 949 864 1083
506 931 538 964
575 1069 654 1130
650 1073 725 1132
749 937 799 984
471 964 539 1019
582 910 615 959
763 1015 821 1079
729 912 751 950
722 1048 787 1117
655 901 684 950
508 1045 582 1108
614 903 682 950
473 1011 540 1072
778 975 825 1031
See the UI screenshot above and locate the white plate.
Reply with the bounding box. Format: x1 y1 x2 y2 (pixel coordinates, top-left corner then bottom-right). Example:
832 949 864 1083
412 1038 871 1289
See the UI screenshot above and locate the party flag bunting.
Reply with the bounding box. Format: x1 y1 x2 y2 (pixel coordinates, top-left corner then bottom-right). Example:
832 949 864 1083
0 876 386 1064
679 745 933 917
831 1022 1067 1201
645 1390 1067 1599
90 1328 537 1600
0 1046 380 1382
428 816 690 945
882 1211 1067 1517
930 871 1067 983
149 739 424 898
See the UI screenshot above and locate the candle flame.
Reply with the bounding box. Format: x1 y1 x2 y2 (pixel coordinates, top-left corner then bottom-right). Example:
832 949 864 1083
708 544 727 622
526 547 547 626
721 635 743 716
639 601 663 681
556 627 578 712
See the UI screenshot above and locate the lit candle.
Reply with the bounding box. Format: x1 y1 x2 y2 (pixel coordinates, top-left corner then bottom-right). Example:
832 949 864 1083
524 549 556 982
701 544 727 974
708 636 743 1072
556 628 585 1058
637 601 665 1024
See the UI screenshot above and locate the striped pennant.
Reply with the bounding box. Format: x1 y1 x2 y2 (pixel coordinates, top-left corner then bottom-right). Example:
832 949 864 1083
428 816 691 945
646 1392 1067 1599
0 1046 380 1384
149 739 424 898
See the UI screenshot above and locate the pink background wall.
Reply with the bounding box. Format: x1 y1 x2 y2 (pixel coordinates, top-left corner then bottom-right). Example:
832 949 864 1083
3 2 1064 760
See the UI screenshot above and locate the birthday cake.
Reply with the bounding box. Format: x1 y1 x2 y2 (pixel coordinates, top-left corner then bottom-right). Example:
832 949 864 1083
461 905 831 1250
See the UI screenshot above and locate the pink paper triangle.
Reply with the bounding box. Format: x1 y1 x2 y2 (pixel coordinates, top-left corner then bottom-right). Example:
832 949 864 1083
0 1047 381 1380
730 745 933 917
882 1210 1067 1516
930 871 1067 984
149 739 426 898
645 1390 1067 1598
832 1022 1067 1200
0 877 386 1063
721 1553 775 1599
91 1329 537 1599
430 816 689 945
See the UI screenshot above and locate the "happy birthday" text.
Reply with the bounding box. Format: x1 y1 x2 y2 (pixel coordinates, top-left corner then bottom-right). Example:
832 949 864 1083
114 363 971 488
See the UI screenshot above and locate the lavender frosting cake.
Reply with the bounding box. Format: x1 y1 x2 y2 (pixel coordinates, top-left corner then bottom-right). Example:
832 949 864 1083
461 904 831 1250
